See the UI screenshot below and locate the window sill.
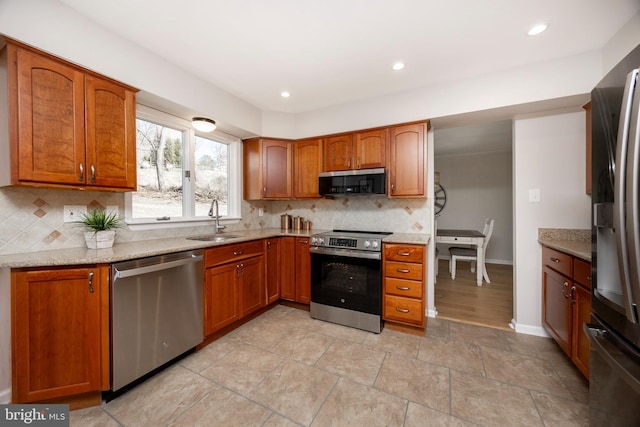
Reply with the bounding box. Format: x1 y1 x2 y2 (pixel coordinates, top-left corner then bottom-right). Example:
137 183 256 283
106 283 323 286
125 217 242 231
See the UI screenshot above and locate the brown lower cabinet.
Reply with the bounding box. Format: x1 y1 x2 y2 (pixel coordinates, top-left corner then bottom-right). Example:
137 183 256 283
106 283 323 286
11 265 110 406
382 243 426 328
204 240 265 337
280 236 311 304
541 245 591 378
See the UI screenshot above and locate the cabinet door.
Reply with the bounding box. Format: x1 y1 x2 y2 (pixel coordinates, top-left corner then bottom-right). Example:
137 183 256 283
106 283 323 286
295 238 311 303
280 237 296 301
355 129 386 169
12 266 104 403
85 76 137 190
265 239 281 304
204 263 239 336
542 266 571 356
13 47 86 185
572 284 591 378
263 140 292 198
294 139 323 198
388 123 426 197
324 134 353 171
240 256 265 317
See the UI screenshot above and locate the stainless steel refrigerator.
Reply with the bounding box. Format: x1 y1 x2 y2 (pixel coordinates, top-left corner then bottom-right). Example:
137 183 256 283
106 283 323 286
590 42 640 426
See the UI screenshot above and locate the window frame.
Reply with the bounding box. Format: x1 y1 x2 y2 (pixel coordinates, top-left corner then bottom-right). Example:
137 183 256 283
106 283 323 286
125 105 242 230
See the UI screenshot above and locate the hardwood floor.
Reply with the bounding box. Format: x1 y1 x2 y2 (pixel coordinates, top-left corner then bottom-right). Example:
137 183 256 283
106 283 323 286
434 258 514 331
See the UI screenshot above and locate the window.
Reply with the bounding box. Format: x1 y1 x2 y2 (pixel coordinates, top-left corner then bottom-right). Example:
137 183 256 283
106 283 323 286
125 105 241 228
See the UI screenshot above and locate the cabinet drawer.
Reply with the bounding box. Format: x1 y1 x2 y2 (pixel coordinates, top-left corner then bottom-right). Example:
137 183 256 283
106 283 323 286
384 244 424 263
542 246 572 277
573 258 592 289
384 295 424 326
385 261 423 281
384 277 423 298
205 240 264 267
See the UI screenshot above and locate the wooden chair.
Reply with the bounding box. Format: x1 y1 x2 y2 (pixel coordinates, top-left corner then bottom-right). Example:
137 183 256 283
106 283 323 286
449 219 494 283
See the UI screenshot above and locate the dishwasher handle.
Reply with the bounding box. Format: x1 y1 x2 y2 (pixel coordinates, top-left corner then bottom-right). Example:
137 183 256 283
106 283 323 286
113 254 203 279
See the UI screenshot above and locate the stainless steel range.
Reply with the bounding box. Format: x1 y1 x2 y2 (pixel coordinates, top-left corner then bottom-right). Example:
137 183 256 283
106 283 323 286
309 229 391 333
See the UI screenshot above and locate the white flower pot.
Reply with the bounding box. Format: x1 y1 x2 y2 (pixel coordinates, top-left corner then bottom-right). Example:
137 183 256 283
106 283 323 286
84 230 116 249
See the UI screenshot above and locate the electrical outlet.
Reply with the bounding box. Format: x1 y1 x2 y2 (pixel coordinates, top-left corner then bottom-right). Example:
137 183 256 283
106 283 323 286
258 208 264 217
63 205 87 222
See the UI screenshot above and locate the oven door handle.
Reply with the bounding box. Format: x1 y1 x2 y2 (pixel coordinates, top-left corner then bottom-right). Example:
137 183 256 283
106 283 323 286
309 246 381 260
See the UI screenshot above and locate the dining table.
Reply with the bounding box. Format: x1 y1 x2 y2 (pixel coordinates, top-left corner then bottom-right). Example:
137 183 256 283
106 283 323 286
435 229 486 286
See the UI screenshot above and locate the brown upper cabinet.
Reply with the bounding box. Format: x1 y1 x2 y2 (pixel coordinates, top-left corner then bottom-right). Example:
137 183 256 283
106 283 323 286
243 138 292 200
294 138 323 198
1 38 137 191
388 122 427 198
323 129 386 171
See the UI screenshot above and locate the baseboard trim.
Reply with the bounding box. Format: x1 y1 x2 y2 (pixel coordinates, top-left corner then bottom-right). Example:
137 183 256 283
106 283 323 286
511 319 550 337
0 387 11 404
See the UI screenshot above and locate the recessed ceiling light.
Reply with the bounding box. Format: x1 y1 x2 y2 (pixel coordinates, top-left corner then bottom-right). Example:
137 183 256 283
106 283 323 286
528 23 548 36
392 62 405 71
281 91 290 98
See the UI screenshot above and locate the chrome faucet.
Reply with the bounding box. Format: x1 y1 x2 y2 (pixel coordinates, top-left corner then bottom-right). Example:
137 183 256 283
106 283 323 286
208 199 226 234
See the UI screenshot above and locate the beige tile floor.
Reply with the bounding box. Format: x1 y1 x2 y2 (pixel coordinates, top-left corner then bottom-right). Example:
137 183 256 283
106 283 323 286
71 305 589 426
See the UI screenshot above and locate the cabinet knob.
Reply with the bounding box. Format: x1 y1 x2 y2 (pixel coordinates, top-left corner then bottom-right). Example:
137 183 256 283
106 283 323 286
562 282 570 298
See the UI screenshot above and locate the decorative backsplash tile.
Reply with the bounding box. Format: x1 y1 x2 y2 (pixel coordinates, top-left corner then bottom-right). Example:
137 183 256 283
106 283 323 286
0 188 430 256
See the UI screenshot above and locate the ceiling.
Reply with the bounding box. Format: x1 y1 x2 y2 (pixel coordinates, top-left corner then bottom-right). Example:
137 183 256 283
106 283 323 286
58 0 639 115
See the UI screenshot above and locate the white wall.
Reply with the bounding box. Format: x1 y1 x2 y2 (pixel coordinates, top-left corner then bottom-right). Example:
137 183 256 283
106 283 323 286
0 0 263 137
291 51 602 139
434 151 513 263
512 110 591 335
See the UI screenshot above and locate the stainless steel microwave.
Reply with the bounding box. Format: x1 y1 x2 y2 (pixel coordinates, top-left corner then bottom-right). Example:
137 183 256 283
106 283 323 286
318 168 386 196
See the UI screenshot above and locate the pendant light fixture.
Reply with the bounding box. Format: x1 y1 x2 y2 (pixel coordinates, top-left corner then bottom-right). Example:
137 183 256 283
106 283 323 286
191 117 216 132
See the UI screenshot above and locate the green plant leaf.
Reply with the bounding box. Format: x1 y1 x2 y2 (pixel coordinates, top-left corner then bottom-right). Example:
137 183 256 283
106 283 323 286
76 208 122 232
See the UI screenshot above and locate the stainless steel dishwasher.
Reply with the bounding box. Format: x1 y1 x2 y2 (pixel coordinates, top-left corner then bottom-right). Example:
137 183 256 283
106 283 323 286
110 249 203 393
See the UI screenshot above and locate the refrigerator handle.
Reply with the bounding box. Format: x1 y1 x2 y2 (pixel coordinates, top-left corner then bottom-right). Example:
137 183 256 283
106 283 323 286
614 69 640 323
627 72 640 323
585 324 640 394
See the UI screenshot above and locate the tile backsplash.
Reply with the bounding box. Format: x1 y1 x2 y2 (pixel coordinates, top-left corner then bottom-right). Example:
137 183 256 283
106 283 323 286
0 188 430 255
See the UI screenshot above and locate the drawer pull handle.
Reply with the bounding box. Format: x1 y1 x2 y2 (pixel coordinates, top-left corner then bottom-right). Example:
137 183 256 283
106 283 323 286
396 286 411 291
396 307 410 313
397 252 411 256
234 250 244 256
88 271 94 293
396 268 411 273
550 257 560 263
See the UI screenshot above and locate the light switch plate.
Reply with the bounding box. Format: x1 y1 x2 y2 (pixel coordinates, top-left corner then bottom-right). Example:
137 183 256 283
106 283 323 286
258 208 264 217
529 188 541 203
63 205 87 222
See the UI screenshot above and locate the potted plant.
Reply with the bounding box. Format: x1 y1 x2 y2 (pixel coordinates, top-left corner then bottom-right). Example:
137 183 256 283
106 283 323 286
77 207 122 249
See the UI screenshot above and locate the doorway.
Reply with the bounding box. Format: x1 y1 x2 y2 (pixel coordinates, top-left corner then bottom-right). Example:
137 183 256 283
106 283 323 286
433 119 514 330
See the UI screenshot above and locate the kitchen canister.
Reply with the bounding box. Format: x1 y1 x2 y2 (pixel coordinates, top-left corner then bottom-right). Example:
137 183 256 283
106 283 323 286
293 216 304 230
303 220 312 231
280 214 292 230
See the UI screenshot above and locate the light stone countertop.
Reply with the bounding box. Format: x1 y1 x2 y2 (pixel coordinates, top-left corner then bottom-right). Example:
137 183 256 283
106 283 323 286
0 228 431 268
537 228 591 262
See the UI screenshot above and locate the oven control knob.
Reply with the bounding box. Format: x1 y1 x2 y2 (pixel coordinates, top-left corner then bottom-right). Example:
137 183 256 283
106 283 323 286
364 240 371 248
371 240 379 249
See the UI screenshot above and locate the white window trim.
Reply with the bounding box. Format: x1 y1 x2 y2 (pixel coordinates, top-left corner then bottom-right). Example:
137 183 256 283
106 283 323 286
125 105 242 231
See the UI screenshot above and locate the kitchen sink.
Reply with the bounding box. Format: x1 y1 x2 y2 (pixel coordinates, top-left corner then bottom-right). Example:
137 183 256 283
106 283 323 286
186 234 241 242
